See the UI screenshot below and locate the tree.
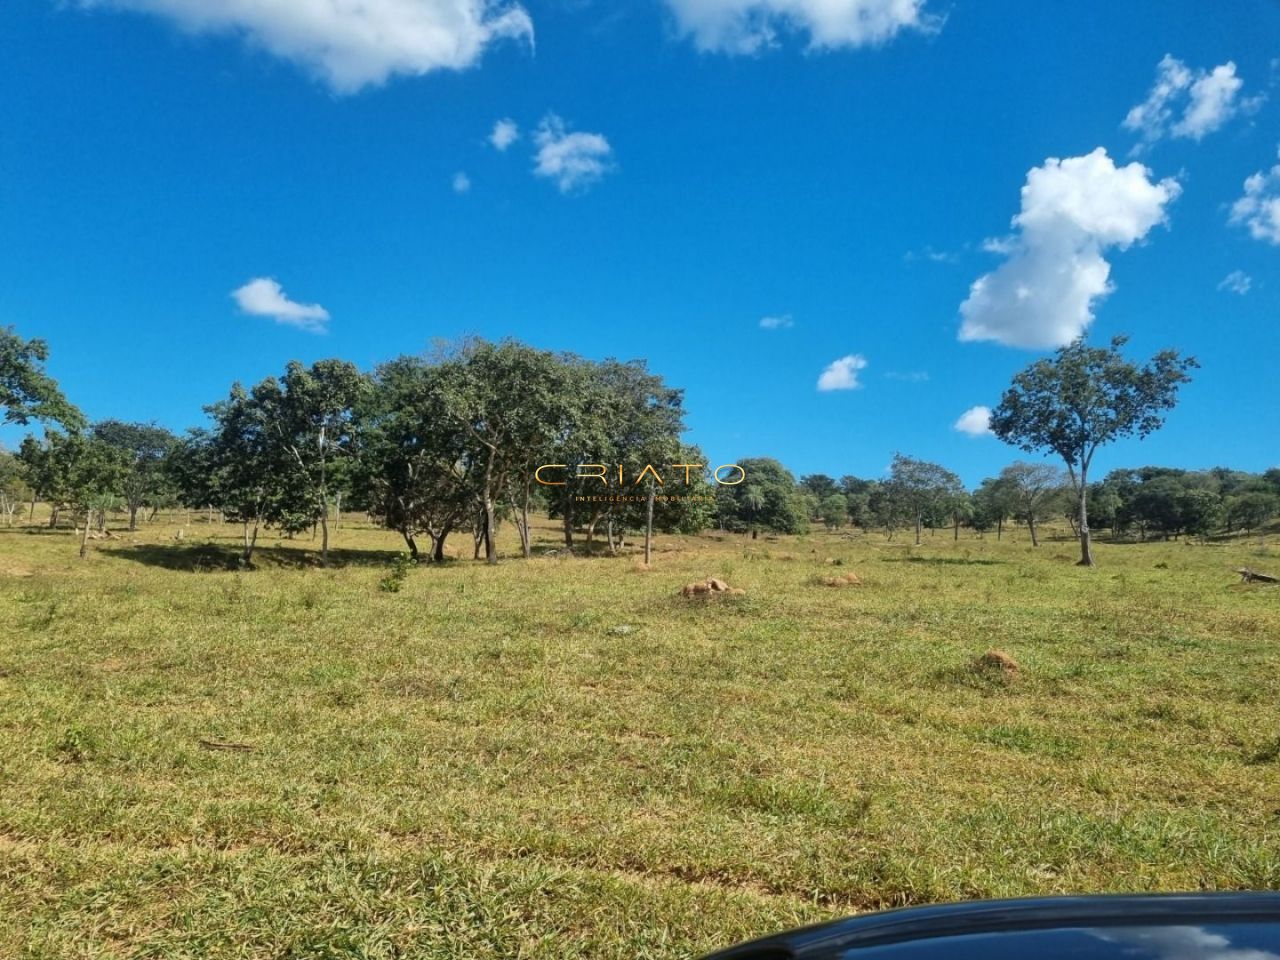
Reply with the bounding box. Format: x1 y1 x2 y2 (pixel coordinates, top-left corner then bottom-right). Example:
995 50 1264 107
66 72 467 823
998 462 1066 547
715 458 806 538
820 493 848 529
885 454 963 545
92 420 178 530
1226 491 1279 533
184 384 311 565
266 360 368 566
972 475 1015 540
990 336 1197 566
357 356 478 562
0 449 30 526
800 474 839 500
435 340 573 565
0 326 84 430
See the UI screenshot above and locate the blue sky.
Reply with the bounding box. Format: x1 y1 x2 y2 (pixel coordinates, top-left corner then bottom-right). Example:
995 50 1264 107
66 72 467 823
1 0 1277 485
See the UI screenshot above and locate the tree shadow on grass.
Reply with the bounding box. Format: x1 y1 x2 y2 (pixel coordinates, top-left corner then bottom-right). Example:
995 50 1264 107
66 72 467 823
880 556 1007 566
99 542 405 572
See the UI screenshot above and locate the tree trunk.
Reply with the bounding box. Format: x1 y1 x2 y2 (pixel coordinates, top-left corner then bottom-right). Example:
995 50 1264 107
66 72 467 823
562 492 574 549
433 532 448 563
644 485 655 566
128 502 139 531
242 518 260 564
320 505 330 567
1028 515 1039 547
334 492 341 532
30 496 37 522
996 517 1003 541
79 511 90 559
914 514 922 545
402 532 419 561
1077 474 1093 567
49 506 60 529
953 517 960 541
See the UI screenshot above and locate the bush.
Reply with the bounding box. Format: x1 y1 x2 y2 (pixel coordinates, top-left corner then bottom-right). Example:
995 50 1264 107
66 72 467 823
379 553 415 593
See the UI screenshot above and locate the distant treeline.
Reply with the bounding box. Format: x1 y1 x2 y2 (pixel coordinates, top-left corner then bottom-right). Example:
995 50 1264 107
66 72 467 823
2 329 1272 564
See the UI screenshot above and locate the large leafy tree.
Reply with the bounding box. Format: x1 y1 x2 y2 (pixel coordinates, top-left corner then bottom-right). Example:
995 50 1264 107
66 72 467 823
268 360 369 566
0 327 83 430
435 340 575 564
357 356 478 562
990 336 1197 566
92 420 178 530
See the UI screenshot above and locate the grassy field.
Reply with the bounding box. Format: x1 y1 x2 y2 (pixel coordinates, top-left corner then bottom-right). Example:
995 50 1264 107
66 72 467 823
1 512 1278 958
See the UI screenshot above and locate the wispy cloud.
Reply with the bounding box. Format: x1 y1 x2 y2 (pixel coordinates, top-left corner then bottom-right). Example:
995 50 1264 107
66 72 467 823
533 114 615 193
1217 270 1252 295
75 0 535 94
817 354 867 391
1124 55 1262 151
954 405 992 436
232 278 329 334
489 118 519 151
663 0 939 55
452 171 472 193
1230 150 1280 245
759 313 794 330
885 370 930 383
904 245 958 264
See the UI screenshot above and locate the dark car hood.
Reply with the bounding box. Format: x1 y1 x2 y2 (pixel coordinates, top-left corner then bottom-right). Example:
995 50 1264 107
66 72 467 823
702 893 1280 959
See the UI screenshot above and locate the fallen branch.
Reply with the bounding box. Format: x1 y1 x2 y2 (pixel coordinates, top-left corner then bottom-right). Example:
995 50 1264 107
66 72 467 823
1237 568 1279 584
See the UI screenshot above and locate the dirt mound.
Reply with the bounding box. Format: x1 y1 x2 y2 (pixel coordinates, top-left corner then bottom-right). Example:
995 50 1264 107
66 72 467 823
821 572 862 587
974 649 1020 675
680 577 744 599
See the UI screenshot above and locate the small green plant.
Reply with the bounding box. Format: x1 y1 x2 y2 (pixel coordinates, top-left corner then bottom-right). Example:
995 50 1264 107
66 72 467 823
378 553 415 593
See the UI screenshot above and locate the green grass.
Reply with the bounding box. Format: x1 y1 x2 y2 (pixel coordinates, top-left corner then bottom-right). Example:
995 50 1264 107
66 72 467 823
1 513 1278 957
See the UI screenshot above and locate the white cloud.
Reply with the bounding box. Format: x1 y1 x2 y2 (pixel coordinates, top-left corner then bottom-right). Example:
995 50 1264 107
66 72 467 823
959 148 1180 349
885 370 929 382
817 354 867 391
1230 152 1280 245
489 118 519 151
1092 926 1280 960
954 405 992 436
77 0 534 93
452 171 472 193
663 0 937 54
232 277 329 333
1124 55 1259 148
759 313 794 329
1217 269 1252 295
533 114 614 193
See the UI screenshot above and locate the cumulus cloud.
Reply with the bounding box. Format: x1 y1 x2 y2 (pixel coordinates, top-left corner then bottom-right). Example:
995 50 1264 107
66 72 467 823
452 171 472 193
663 0 937 55
533 114 614 193
76 0 534 93
817 354 867 391
1218 269 1252 295
1230 152 1280 245
489 118 519 151
954 405 992 436
959 148 1180 349
759 313 794 329
232 277 329 333
1124 55 1259 149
